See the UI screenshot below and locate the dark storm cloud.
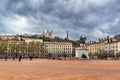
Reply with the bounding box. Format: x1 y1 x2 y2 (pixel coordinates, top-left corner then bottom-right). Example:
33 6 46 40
0 0 120 40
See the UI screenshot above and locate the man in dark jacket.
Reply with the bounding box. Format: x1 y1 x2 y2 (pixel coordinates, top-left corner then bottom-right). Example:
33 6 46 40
29 55 32 61
19 55 22 62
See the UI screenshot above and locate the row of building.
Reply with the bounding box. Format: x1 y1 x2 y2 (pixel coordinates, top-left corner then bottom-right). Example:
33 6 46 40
0 30 53 41
0 39 73 58
86 37 120 54
1 32 120 59
75 35 120 58
0 30 73 58
17 39 72 56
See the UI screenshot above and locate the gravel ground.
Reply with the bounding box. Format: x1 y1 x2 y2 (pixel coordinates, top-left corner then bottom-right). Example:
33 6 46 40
0 59 120 80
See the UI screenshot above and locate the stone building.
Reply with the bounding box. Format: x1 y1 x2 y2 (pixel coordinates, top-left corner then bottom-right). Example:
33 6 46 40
44 42 73 58
40 30 52 38
75 43 89 59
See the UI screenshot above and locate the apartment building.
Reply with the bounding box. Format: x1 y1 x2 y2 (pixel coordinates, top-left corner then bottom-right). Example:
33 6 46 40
87 42 100 54
44 42 72 57
105 40 120 54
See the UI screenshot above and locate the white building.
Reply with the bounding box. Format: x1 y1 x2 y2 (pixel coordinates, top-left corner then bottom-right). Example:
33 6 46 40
105 41 120 53
44 42 72 57
75 44 89 59
25 39 43 43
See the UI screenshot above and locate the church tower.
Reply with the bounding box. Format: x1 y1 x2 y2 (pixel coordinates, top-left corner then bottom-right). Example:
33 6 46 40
67 30 69 40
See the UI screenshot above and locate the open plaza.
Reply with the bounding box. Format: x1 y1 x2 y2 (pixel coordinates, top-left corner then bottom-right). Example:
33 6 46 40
0 59 120 80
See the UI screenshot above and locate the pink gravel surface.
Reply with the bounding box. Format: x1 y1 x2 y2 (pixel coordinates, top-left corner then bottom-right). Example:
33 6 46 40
0 59 120 80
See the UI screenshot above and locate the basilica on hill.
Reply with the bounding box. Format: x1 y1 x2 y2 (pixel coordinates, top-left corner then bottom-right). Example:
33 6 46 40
40 30 53 38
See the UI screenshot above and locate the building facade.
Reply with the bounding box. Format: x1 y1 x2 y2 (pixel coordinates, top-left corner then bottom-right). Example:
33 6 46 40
40 30 52 38
86 37 117 54
75 44 89 59
105 41 120 54
0 40 73 58
87 42 100 54
44 42 72 57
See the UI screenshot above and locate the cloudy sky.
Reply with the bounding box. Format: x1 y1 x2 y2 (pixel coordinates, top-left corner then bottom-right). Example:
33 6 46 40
0 0 120 40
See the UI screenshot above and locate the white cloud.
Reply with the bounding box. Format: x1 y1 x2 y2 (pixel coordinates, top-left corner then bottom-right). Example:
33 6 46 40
91 30 108 38
15 1 24 10
0 0 119 40
26 0 45 9
99 18 120 31
57 0 115 12
87 0 114 6
1 15 33 34
0 0 8 12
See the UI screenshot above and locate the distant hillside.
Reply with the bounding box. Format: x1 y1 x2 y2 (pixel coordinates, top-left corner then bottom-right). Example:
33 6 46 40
28 35 80 46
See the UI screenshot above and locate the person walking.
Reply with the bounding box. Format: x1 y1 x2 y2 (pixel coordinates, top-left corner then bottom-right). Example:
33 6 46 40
29 55 32 61
13 56 15 61
19 55 22 62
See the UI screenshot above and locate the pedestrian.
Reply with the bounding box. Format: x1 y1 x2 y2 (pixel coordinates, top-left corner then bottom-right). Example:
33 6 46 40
29 55 32 61
13 56 15 61
19 55 22 62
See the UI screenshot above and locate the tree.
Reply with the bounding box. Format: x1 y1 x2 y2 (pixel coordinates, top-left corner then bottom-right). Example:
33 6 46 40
1 41 8 58
10 42 17 58
28 41 35 56
116 52 120 58
20 41 27 58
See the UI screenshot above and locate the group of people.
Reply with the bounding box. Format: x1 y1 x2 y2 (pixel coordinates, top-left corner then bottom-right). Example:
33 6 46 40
5 55 33 62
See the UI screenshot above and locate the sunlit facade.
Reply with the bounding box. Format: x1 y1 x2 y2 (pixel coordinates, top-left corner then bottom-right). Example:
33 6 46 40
45 42 72 57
